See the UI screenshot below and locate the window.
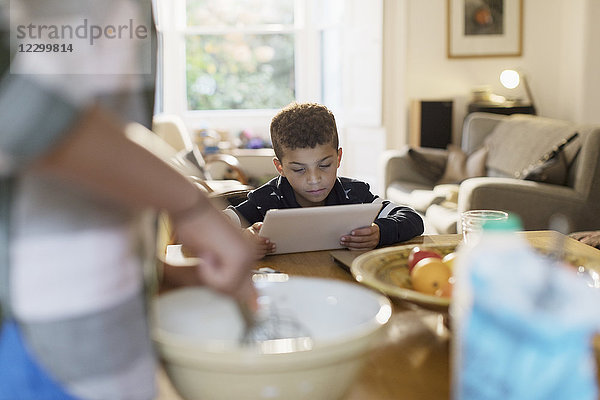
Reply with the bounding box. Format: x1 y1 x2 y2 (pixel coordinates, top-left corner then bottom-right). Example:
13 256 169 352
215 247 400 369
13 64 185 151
185 0 296 110
156 0 383 189
157 0 381 145
158 0 346 118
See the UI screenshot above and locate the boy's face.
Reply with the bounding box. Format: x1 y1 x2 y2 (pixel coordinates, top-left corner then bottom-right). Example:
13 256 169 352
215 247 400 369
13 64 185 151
273 143 342 207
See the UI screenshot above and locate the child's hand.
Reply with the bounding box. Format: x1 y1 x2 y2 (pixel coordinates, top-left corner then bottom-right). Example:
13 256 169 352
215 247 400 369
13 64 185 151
340 223 380 250
243 222 276 259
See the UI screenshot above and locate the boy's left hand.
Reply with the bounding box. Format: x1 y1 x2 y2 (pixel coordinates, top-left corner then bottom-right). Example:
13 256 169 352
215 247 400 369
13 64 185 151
340 223 380 250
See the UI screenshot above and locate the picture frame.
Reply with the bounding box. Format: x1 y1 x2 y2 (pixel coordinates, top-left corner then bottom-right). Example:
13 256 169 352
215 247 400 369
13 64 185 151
447 0 523 58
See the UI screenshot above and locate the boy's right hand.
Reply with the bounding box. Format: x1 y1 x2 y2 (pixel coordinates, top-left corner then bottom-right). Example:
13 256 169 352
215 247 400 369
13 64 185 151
243 222 276 259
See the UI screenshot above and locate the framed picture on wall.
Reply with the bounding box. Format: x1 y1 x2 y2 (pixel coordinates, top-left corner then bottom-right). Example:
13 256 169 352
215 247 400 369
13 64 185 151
447 0 523 58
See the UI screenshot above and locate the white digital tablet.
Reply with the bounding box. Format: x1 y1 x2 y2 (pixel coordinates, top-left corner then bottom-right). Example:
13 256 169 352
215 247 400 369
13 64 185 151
258 203 382 254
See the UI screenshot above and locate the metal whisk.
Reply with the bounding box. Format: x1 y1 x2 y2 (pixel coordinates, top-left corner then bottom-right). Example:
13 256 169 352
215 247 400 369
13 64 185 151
236 299 313 353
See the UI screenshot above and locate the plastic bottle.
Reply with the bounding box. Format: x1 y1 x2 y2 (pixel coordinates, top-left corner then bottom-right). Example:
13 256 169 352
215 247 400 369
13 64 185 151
451 216 599 400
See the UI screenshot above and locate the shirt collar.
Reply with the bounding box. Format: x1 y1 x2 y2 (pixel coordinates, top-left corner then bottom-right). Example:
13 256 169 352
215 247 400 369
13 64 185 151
276 176 301 208
275 176 347 207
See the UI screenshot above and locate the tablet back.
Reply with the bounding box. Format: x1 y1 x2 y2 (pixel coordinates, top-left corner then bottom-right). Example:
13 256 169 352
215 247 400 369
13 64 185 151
259 203 382 254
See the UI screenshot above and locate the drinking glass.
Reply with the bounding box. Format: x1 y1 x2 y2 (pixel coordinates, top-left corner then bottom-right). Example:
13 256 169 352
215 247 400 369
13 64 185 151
460 210 509 244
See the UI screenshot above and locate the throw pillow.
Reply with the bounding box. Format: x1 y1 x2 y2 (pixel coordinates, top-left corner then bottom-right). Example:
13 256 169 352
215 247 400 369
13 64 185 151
515 132 578 185
519 151 568 185
437 144 488 184
483 116 582 178
407 148 447 182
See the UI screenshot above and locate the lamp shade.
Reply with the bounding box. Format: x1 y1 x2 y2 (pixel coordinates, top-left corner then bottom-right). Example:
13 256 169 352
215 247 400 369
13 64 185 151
500 69 520 89
499 69 536 114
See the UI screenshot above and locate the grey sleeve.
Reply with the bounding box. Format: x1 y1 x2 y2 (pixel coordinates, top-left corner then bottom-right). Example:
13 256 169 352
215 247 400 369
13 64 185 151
0 74 80 175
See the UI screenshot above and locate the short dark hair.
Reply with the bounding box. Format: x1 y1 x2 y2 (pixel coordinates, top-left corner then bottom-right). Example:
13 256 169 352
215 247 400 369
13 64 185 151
270 102 339 160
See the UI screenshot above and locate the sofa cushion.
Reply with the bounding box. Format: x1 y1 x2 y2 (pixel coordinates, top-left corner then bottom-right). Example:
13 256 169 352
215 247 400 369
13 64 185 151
437 144 488 184
433 183 460 204
386 182 444 213
425 204 459 234
407 148 446 182
484 115 582 178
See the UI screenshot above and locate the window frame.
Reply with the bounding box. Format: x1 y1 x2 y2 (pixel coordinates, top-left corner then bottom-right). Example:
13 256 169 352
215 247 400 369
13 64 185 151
159 0 325 133
156 0 384 190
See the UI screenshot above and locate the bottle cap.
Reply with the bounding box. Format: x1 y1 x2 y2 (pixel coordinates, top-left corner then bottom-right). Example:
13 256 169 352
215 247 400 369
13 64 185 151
482 214 522 231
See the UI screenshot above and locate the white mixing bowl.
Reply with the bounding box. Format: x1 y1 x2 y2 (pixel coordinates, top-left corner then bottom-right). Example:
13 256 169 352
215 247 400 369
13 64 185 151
152 276 392 400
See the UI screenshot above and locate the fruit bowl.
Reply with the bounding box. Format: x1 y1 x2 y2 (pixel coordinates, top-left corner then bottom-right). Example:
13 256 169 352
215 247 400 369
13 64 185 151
351 244 457 312
351 242 600 376
152 277 392 400
351 242 599 312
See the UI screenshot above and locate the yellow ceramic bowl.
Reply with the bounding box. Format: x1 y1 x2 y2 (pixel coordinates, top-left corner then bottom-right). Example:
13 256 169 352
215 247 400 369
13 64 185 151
351 243 600 313
152 277 392 400
351 244 456 312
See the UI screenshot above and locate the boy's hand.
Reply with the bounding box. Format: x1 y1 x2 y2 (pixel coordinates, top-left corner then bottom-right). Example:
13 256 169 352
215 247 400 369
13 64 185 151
243 222 276 259
340 223 380 250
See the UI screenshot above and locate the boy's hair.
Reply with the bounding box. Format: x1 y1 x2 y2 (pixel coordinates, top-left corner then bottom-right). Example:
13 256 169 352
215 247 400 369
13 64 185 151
270 102 339 160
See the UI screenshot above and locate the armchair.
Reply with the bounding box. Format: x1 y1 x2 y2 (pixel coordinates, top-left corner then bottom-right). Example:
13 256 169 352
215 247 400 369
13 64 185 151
151 114 251 190
381 113 600 234
125 118 252 198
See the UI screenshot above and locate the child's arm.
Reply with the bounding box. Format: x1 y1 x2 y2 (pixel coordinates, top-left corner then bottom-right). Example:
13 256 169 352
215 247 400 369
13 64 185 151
338 178 424 246
374 200 424 245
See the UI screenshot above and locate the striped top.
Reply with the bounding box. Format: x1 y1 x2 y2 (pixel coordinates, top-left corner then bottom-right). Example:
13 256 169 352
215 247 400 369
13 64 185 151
1 1 157 398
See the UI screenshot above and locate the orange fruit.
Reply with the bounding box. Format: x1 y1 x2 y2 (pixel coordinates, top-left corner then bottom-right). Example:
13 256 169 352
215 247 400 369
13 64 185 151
442 252 457 273
435 277 455 298
407 247 442 271
410 258 452 295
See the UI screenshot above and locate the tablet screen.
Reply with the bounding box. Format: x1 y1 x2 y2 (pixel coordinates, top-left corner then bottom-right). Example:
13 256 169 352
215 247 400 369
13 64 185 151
258 203 382 254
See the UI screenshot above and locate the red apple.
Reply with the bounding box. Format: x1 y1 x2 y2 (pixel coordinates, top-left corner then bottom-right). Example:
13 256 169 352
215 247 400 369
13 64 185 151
407 247 442 272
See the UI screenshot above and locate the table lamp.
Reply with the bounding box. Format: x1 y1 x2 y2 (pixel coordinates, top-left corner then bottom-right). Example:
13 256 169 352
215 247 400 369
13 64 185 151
500 69 537 114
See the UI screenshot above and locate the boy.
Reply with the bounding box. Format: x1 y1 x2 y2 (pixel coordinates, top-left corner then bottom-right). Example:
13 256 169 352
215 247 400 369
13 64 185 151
226 102 424 257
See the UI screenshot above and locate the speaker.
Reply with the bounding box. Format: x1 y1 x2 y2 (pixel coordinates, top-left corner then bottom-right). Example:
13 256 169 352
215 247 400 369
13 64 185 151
409 99 453 149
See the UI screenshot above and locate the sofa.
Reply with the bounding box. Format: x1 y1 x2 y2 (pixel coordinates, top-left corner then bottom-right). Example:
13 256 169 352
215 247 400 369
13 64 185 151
381 112 600 234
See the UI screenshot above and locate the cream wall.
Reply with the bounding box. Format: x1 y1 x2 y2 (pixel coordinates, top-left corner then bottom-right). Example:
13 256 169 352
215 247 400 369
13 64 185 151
581 0 600 124
383 0 600 149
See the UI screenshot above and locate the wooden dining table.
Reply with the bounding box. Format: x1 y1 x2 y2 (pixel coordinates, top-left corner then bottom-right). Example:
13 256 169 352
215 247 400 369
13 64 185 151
157 231 600 400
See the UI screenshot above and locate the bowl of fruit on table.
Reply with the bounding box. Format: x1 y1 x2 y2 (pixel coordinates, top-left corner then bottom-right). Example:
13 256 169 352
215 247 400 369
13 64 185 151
351 242 600 313
350 244 457 312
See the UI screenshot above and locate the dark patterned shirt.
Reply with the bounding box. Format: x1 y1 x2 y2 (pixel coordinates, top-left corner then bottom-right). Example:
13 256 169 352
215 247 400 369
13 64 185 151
232 176 424 245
